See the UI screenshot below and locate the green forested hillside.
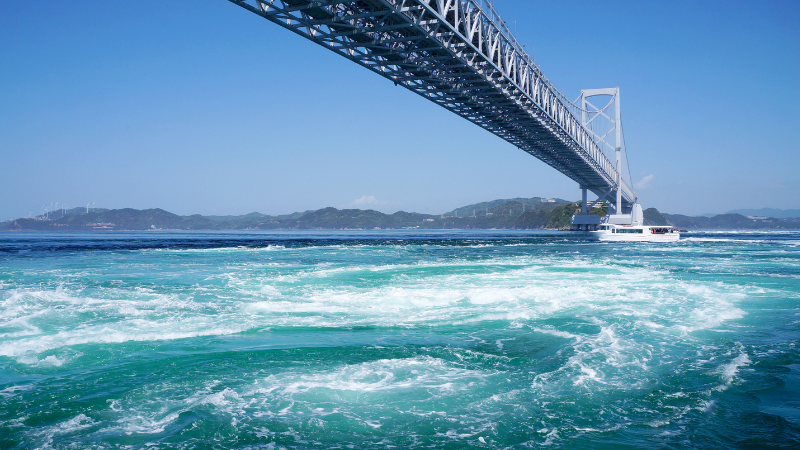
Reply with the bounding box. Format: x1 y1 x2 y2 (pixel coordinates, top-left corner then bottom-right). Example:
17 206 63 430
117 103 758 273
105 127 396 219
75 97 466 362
2 198 576 231
3 201 798 231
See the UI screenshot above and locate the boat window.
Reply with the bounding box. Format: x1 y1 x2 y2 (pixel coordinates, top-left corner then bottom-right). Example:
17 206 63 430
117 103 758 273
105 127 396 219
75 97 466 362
613 228 644 234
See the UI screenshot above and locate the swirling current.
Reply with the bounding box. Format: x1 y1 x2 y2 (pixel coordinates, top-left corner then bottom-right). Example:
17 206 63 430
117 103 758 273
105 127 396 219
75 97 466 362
1 230 798 449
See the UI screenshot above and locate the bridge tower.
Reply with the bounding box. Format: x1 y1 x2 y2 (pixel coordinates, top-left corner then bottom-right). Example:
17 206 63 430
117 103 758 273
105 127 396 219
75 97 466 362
571 88 642 230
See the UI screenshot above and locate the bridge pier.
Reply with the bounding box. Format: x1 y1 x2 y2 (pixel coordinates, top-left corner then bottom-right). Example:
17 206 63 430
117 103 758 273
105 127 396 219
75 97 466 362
581 188 588 215
572 186 601 231
571 213 601 231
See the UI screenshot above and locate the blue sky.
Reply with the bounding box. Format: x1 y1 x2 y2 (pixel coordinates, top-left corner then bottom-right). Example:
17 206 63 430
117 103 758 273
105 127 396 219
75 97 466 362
1 0 798 220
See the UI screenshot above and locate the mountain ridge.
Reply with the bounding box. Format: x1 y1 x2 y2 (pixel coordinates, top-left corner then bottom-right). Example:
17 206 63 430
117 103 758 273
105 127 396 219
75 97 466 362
2 201 799 231
724 208 800 219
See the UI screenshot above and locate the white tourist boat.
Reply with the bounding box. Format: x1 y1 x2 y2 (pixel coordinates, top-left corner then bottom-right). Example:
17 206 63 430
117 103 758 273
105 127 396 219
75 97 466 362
572 198 680 242
589 224 680 242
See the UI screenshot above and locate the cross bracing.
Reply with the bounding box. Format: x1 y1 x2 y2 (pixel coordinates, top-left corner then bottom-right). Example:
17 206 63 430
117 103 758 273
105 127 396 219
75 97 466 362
228 0 637 209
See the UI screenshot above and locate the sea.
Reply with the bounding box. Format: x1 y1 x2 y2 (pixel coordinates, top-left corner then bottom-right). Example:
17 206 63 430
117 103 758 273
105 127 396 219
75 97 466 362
1 230 798 449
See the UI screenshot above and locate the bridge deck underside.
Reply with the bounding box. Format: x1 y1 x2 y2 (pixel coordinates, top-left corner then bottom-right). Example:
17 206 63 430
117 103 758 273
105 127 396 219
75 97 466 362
231 0 636 209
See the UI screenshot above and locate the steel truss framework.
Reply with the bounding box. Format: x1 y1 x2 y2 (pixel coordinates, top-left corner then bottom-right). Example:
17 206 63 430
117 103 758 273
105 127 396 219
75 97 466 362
228 0 637 209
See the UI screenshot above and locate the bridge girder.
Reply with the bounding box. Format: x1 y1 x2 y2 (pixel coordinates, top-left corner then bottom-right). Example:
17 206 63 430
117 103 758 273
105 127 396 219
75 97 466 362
228 0 637 208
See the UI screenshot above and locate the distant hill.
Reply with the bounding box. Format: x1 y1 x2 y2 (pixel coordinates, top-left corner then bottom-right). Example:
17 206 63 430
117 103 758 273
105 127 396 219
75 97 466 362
639 207 800 230
0 198 584 232
443 197 570 218
0 207 464 231
659 211 799 230
643 208 671 226
2 201 798 231
725 208 800 219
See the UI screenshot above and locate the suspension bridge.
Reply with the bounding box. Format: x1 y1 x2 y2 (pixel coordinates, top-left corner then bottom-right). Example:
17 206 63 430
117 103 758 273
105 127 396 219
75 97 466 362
226 0 642 228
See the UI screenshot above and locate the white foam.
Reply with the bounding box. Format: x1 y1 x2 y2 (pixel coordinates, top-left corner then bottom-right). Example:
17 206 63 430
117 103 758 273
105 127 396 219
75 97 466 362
32 414 95 449
675 300 746 335
97 355 493 441
530 327 581 341
525 269 750 394
253 356 486 398
0 384 33 399
146 245 287 254
115 411 181 435
259 285 282 297
683 237 780 244
573 364 601 386
15 354 67 367
51 414 94 433
715 346 751 390
102 382 248 436
542 427 560 446
697 400 717 412
1 320 249 361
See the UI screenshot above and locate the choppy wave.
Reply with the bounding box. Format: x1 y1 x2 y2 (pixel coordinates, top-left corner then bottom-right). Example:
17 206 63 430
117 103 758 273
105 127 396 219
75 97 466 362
1 231 798 449
0 255 750 363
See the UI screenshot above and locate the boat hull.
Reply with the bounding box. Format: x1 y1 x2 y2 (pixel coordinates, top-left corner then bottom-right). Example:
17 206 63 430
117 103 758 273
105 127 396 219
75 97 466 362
589 232 680 242
588 225 680 242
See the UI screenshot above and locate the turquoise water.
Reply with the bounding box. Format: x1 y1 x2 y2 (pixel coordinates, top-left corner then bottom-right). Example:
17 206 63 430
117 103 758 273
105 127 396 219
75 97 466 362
1 230 798 449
